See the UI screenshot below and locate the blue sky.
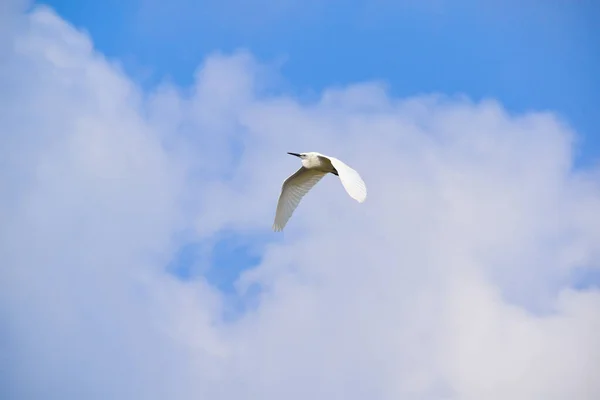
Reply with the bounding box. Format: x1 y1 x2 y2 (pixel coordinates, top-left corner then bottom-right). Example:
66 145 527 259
4 2 600 397
38 0 599 164
34 0 600 301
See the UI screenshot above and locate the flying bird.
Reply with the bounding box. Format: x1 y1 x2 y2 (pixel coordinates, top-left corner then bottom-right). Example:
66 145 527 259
272 152 367 231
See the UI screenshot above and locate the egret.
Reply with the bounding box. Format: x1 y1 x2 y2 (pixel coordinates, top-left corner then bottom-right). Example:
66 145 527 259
272 152 367 231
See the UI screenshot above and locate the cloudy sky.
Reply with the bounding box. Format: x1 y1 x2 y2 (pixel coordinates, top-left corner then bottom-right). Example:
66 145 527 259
1 0 599 399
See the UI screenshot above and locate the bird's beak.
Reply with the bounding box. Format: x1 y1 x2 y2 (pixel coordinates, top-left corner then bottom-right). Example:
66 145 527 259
287 152 301 158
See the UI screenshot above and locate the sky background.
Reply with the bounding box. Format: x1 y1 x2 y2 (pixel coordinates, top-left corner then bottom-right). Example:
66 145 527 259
38 0 600 164
1 0 600 399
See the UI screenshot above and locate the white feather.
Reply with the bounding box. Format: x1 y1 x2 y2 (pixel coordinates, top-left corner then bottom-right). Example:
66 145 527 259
327 156 367 203
272 167 327 231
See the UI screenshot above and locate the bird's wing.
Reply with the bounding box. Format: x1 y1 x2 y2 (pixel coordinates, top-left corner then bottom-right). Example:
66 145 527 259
273 167 327 231
327 156 367 203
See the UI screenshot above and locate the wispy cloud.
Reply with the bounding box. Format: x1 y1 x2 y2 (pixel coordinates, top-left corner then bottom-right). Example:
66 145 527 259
1 4 599 399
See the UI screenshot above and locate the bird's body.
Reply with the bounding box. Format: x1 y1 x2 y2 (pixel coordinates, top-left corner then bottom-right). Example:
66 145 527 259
296 152 339 174
272 152 367 231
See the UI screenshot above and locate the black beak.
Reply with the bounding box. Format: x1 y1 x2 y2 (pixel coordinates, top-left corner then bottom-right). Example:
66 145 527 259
287 152 301 158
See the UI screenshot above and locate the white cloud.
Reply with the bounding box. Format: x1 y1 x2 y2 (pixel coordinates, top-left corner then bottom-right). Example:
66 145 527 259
1 4 599 400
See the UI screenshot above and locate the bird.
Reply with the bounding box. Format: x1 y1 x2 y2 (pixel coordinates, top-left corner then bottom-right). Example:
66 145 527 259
272 152 367 231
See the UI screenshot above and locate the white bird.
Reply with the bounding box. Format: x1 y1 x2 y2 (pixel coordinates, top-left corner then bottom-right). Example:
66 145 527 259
272 152 367 231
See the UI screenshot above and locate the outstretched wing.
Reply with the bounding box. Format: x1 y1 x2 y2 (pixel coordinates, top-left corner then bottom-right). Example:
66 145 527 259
273 167 327 231
327 156 367 203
